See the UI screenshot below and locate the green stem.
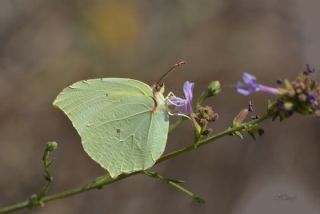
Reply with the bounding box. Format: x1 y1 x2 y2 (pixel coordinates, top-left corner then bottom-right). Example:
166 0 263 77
143 170 204 203
159 113 270 163
168 181 205 203
143 170 184 183
0 174 134 214
37 142 58 200
0 113 270 214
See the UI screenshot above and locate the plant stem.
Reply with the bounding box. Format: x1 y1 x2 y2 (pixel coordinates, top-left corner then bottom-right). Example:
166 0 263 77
168 181 205 203
143 170 204 203
158 113 270 163
36 142 58 201
0 174 133 214
0 113 270 214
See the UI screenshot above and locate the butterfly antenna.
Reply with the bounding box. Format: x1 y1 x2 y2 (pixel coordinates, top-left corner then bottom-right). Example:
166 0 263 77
155 60 186 86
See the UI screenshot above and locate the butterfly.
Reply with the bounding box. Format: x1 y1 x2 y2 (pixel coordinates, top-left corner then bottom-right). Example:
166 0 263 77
53 62 185 178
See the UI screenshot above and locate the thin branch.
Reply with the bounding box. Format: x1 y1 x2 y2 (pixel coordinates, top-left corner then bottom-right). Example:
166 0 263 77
37 142 58 199
0 113 271 214
143 170 204 203
143 170 184 184
168 181 205 203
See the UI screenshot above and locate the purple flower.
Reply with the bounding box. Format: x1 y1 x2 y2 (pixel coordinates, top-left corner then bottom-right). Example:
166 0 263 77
169 81 194 114
303 64 313 75
236 72 280 96
308 94 318 106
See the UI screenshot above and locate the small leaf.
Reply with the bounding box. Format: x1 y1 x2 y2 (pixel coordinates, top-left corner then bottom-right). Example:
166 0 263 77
233 131 244 139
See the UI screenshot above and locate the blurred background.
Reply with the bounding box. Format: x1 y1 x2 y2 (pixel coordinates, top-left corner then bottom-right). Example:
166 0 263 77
0 0 320 213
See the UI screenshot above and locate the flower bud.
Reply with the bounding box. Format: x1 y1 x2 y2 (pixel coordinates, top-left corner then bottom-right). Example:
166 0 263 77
283 102 293 111
46 141 58 151
298 94 307 102
206 81 221 97
233 109 249 127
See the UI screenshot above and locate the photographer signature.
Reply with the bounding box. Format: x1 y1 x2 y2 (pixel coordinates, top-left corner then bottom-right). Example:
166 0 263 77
274 193 297 201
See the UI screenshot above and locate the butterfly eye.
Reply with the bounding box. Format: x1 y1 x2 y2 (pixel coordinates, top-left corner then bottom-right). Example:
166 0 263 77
153 83 163 93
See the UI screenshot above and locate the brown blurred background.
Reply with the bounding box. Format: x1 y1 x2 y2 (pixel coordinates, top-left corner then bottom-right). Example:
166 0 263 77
0 0 320 213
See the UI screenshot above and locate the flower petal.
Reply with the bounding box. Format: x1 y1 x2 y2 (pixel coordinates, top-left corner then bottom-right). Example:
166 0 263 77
236 82 256 96
243 72 257 84
183 81 194 102
167 81 194 115
169 97 187 106
257 85 280 95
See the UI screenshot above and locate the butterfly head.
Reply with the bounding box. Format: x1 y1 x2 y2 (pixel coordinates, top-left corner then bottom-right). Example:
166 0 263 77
153 82 165 94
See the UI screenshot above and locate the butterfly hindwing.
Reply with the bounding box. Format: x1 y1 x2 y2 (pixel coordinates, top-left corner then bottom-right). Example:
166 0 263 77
53 78 169 178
